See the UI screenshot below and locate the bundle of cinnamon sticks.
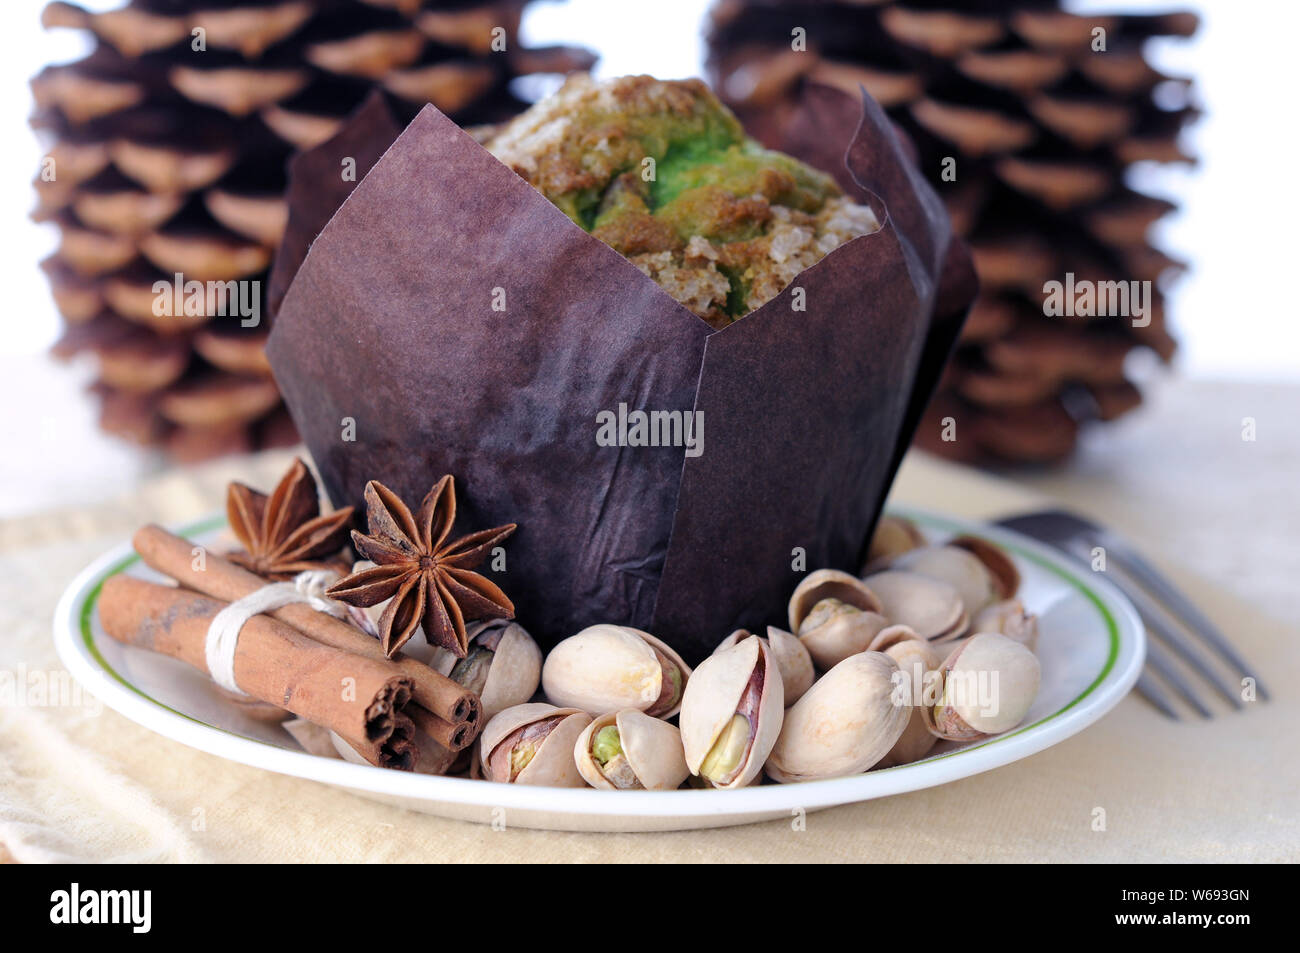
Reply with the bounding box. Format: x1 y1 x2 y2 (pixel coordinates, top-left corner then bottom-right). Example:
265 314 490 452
99 524 482 771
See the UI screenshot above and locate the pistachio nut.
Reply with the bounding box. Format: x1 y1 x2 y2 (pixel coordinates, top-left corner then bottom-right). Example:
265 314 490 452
479 703 592 786
714 626 815 705
788 569 889 670
434 618 542 720
575 709 690 790
541 624 691 718
889 536 1019 615
868 625 940 767
951 536 1020 600
922 632 1040 741
862 569 969 642
863 514 926 571
876 709 940 769
972 599 1039 652
680 635 783 789
868 624 940 705
766 651 909 783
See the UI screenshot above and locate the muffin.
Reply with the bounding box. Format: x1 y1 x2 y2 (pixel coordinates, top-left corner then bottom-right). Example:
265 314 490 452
484 75 880 328
269 71 973 658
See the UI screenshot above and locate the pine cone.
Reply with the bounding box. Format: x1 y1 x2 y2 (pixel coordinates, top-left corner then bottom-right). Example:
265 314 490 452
707 0 1197 463
35 0 594 461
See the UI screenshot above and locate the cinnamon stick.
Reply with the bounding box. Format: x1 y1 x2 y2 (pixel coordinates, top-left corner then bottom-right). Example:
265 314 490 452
99 575 418 769
410 705 474 751
133 524 481 730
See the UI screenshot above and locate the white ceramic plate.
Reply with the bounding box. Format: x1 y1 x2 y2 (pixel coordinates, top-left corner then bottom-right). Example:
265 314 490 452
54 508 1144 832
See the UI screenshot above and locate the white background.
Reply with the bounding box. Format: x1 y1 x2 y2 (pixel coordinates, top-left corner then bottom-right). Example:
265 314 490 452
1 0 1297 515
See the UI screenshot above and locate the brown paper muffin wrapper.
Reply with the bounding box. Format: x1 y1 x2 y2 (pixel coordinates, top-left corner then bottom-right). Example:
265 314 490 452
267 91 403 319
267 82 976 663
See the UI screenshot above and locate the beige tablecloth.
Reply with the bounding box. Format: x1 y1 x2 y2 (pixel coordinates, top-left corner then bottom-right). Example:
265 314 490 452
1 434 1296 862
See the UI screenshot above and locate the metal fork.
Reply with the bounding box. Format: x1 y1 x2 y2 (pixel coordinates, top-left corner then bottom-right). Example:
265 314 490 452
995 509 1267 720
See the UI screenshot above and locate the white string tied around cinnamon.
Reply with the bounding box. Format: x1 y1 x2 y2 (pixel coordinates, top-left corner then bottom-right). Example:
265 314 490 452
205 569 346 695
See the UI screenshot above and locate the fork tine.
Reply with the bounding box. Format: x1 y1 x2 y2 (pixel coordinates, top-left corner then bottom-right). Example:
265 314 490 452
1134 672 1181 720
1138 603 1237 707
1122 583 1244 710
1143 641 1213 719
995 508 1268 716
1061 534 1246 711
1100 536 1270 701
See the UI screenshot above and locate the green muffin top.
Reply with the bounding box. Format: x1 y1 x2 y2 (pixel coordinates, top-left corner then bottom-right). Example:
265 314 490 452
484 75 879 328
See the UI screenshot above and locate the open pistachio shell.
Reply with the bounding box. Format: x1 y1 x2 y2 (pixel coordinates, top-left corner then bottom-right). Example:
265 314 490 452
889 535 1018 615
863 514 926 570
679 636 783 789
765 626 816 703
479 702 592 786
766 651 909 783
788 568 882 630
575 709 689 791
541 624 691 718
868 625 940 766
437 619 542 720
862 570 969 642
973 599 1039 652
923 632 1040 740
714 627 815 705
789 569 889 670
479 622 543 718
868 624 940 705
890 545 1001 615
869 624 941 666
950 536 1020 600
800 603 891 671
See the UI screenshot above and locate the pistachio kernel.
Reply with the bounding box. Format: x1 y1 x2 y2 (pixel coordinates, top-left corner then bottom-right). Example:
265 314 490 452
449 645 495 695
510 740 539 779
700 713 751 784
591 725 623 765
487 714 566 782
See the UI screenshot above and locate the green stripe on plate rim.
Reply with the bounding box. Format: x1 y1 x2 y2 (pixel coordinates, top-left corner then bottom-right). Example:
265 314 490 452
79 511 1121 768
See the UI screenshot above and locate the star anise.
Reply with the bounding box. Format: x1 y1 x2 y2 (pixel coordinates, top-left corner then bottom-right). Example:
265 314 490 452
226 458 355 580
325 476 517 658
